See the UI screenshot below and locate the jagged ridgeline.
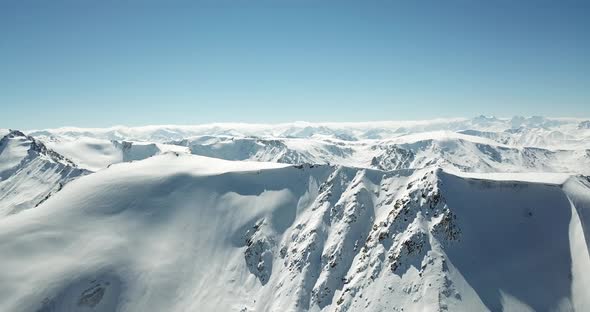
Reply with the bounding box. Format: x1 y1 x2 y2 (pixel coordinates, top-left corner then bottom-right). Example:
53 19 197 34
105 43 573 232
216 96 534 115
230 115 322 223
0 153 588 311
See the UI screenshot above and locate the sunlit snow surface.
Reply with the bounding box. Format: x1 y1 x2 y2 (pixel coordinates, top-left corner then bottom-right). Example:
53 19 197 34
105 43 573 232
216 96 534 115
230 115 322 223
1 116 590 311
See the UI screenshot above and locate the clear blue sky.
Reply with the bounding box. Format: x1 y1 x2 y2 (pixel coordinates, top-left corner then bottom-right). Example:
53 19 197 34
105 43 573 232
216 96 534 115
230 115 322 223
1 0 589 129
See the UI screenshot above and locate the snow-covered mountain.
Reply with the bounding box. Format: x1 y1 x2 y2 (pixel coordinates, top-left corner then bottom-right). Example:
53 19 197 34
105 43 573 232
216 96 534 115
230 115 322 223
1 116 590 311
0 130 88 216
0 154 588 312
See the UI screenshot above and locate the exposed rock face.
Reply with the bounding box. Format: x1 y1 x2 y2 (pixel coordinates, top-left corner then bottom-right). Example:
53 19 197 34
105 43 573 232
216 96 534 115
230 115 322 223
35 273 122 312
233 167 461 311
227 165 589 311
371 145 415 170
243 219 274 285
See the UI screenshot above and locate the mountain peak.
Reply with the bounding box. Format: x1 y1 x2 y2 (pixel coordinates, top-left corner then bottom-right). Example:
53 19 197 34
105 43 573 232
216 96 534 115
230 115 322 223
5 129 27 138
5 130 77 168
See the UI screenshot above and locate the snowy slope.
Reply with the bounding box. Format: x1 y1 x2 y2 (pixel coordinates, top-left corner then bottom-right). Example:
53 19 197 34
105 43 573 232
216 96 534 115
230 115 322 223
34 135 189 171
0 154 588 311
0 130 88 216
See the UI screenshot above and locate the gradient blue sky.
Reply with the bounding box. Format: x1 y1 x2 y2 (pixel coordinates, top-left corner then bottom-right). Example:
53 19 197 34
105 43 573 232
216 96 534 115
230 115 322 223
1 0 589 129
